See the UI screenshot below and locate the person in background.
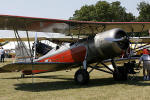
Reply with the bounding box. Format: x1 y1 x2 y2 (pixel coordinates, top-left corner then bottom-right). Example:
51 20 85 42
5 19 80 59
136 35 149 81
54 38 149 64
0 47 5 62
138 49 150 80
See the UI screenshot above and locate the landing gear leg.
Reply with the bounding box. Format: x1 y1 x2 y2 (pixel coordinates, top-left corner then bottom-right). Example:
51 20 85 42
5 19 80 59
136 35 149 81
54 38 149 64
111 59 127 81
74 60 89 85
113 67 127 81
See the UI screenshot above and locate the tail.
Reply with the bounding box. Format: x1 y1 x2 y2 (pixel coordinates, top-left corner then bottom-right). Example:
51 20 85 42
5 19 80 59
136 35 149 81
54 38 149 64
15 41 32 62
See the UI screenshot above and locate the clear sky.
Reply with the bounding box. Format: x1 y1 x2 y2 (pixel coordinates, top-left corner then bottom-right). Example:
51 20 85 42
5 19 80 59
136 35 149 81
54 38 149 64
0 0 149 49
0 0 150 19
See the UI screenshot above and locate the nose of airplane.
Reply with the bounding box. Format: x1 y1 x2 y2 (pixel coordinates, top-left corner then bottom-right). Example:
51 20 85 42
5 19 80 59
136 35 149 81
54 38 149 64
94 28 129 58
114 29 129 50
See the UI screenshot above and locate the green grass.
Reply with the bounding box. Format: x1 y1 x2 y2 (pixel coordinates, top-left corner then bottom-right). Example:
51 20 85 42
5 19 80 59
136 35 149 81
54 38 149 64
0 59 150 100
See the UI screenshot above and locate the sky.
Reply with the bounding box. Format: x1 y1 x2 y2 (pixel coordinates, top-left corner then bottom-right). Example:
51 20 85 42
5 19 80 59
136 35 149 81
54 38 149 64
0 0 150 49
0 0 150 19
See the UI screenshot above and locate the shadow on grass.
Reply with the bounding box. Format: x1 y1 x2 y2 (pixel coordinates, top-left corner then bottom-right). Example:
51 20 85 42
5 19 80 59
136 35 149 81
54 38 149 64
14 76 150 92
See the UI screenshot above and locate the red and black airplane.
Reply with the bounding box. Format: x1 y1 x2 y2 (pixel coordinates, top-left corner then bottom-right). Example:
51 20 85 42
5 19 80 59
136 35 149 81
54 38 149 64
0 15 150 84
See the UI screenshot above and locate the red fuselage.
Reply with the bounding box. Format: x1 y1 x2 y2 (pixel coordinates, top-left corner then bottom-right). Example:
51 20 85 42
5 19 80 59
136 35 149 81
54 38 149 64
22 45 86 74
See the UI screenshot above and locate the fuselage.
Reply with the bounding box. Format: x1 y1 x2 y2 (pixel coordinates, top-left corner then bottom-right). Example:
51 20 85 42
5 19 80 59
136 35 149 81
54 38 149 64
22 28 129 74
36 28 129 63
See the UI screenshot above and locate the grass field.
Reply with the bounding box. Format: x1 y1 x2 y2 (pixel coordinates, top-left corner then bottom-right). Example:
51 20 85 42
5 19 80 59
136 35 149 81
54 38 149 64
0 59 150 100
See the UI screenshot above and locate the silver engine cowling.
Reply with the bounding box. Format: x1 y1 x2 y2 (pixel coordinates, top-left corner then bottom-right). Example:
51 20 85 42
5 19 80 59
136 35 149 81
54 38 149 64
87 28 129 61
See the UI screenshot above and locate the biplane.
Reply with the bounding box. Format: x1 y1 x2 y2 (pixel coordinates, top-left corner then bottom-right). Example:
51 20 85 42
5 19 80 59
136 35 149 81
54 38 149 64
0 15 150 85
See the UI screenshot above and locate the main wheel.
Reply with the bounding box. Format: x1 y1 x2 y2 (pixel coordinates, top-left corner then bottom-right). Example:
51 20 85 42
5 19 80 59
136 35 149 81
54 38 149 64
74 69 89 85
113 67 127 81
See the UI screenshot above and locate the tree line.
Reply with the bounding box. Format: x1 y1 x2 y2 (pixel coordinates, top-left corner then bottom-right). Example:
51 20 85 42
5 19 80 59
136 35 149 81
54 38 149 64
70 1 150 22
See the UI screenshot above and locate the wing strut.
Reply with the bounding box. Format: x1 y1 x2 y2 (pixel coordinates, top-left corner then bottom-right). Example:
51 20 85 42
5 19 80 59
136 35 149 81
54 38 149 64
25 25 34 62
25 25 35 83
13 29 31 60
88 61 113 74
100 24 106 32
77 24 82 40
33 33 37 59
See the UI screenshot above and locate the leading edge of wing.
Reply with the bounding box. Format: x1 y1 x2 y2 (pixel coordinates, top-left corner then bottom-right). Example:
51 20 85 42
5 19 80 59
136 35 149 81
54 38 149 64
1 14 150 24
0 14 150 35
0 62 76 72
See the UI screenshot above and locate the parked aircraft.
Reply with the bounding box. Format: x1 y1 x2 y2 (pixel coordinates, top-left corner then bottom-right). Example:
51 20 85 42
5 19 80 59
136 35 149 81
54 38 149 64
0 15 150 84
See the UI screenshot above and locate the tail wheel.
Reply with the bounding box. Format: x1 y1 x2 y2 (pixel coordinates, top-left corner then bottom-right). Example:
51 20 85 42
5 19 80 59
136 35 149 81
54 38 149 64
74 69 89 85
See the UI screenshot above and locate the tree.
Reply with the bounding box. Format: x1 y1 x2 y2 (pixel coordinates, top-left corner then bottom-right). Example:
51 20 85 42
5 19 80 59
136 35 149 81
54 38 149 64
70 5 95 21
137 1 150 21
94 1 112 21
70 1 135 22
111 1 135 22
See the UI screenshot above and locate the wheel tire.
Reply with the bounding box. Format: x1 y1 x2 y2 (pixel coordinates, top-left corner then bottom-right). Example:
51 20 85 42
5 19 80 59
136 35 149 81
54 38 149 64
113 67 127 81
74 69 89 85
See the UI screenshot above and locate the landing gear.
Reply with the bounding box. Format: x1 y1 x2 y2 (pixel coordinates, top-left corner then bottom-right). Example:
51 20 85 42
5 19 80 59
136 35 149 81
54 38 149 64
113 67 127 81
74 69 89 85
74 57 129 85
111 59 127 81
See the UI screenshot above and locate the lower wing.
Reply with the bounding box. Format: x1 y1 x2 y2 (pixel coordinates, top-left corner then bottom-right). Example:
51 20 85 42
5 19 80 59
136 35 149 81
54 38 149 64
0 62 76 73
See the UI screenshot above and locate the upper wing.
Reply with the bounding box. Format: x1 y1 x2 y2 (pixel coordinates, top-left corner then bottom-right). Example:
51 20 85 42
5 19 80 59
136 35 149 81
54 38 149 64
0 15 150 35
